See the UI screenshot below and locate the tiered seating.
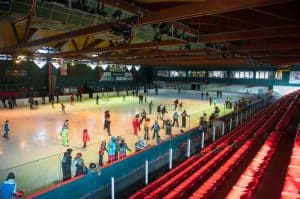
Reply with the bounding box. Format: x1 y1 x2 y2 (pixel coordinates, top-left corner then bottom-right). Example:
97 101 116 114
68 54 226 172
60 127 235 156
161 146 234 199
281 124 300 199
191 139 254 198
225 131 282 199
130 91 299 199
129 155 199 199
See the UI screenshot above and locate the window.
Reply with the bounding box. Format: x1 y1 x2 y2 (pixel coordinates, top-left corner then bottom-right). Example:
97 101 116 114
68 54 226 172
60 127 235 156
256 71 275 79
156 71 169 77
170 71 186 77
187 70 207 78
208 71 227 78
230 71 253 79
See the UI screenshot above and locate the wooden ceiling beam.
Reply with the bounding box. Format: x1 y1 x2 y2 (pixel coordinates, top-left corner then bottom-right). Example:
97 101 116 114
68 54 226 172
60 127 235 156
121 58 245 66
138 0 290 25
229 40 300 52
1 0 289 52
43 40 186 58
200 26 300 42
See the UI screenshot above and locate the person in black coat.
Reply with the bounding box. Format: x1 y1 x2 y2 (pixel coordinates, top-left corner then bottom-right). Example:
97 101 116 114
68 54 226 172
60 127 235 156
62 148 73 181
181 110 189 128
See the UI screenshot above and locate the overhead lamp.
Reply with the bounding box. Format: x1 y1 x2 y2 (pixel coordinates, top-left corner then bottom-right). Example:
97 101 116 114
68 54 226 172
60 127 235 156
33 60 47 69
101 64 109 70
126 65 132 71
51 62 60 69
134 65 141 71
88 62 97 69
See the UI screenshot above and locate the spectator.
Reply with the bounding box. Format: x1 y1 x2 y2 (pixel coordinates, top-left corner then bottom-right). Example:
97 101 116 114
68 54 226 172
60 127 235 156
135 137 146 152
0 172 17 199
119 138 131 159
62 148 72 181
98 141 107 166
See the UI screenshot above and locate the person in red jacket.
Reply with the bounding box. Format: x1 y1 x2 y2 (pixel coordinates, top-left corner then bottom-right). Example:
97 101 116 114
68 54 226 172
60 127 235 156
132 114 140 136
82 129 90 148
70 94 74 105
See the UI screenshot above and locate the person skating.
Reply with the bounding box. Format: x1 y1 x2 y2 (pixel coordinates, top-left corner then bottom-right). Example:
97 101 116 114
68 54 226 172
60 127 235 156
61 103 66 113
172 111 179 127
98 140 107 166
82 129 90 149
50 96 55 108
165 120 172 136
73 153 87 177
174 98 179 110
96 94 99 105
162 112 168 129
135 137 146 152
178 102 183 111
140 109 147 123
107 137 117 163
104 111 111 136
144 118 150 140
61 120 69 147
132 114 140 136
119 138 131 159
2 120 9 139
62 148 72 181
209 97 212 106
151 120 160 139
181 110 189 128
156 104 162 119
0 172 17 199
148 101 153 114
161 106 167 115
70 94 74 105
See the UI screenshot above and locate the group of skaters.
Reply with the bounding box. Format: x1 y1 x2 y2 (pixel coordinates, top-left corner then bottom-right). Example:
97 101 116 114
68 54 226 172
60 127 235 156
1 97 16 109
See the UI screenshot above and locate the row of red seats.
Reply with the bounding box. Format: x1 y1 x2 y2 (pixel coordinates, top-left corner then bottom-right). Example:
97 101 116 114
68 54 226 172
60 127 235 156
226 131 282 199
186 102 290 199
130 92 298 199
161 146 234 199
281 124 300 199
163 94 297 199
190 139 254 198
130 105 271 199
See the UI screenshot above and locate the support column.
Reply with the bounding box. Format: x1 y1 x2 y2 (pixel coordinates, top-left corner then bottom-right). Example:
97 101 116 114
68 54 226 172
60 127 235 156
187 139 191 158
236 114 239 126
145 160 148 185
111 177 115 199
212 126 216 141
229 118 233 131
222 122 225 135
201 131 205 149
169 148 173 169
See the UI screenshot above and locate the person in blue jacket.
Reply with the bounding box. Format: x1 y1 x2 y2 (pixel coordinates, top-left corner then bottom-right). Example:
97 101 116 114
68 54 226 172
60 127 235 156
0 172 17 199
151 120 160 139
2 120 9 139
107 137 117 163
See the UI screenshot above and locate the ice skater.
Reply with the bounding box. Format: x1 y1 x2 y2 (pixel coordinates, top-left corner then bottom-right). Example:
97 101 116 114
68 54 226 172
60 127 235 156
61 103 66 113
104 111 111 136
2 120 9 139
98 140 107 166
119 138 131 159
174 98 179 110
133 114 140 136
157 104 162 119
61 120 69 147
178 102 183 111
70 94 74 105
144 118 150 140
140 109 147 123
62 148 72 181
172 111 179 127
82 129 90 149
181 110 190 128
151 120 160 139
149 101 153 114
96 94 99 105
209 97 212 106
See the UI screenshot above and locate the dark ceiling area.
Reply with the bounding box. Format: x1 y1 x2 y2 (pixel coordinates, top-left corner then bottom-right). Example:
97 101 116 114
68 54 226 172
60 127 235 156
0 0 299 66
